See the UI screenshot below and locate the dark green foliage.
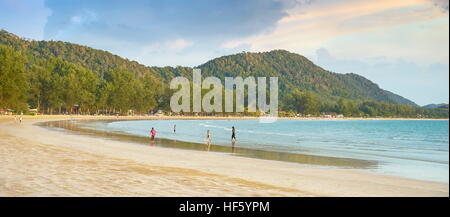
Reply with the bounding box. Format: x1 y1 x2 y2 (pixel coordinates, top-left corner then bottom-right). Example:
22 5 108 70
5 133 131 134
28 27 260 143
283 90 321 115
0 45 28 111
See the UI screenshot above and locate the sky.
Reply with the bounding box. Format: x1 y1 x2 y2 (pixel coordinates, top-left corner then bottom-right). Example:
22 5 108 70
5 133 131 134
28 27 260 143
0 0 448 105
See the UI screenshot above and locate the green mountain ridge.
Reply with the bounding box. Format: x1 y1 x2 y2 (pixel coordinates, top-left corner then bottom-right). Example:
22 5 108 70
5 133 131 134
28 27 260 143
0 30 416 106
197 50 417 106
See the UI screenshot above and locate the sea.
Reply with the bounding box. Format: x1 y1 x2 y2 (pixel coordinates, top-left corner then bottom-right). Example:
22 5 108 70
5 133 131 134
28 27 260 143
81 119 449 183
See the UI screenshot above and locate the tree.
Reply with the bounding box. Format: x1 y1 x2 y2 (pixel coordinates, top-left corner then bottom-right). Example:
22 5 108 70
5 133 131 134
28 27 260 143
284 90 320 115
299 91 321 115
0 45 28 111
105 69 137 114
134 73 159 113
95 79 113 114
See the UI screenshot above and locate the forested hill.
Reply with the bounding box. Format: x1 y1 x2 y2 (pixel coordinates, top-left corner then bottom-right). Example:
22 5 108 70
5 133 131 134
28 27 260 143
0 30 157 77
0 30 416 106
1 30 447 118
198 50 417 106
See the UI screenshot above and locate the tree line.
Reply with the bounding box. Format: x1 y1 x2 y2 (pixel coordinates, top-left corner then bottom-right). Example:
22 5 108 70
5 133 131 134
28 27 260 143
1 45 169 114
282 90 448 118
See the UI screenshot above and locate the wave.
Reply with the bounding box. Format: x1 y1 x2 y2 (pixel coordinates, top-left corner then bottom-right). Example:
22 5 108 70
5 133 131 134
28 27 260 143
198 122 296 137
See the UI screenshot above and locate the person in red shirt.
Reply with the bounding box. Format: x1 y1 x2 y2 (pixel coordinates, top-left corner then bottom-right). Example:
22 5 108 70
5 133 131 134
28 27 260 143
150 127 156 140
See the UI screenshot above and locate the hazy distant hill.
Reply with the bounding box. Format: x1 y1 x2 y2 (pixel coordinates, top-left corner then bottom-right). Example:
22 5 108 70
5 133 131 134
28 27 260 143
423 103 449 109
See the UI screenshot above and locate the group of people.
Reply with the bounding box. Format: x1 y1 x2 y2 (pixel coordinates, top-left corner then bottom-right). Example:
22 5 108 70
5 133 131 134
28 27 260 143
13 115 23 123
148 125 237 150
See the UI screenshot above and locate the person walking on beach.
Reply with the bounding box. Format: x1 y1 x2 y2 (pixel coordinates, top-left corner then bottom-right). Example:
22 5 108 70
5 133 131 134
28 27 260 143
205 129 212 151
150 127 156 146
173 124 176 134
19 116 22 124
231 126 237 152
150 127 156 140
231 126 236 142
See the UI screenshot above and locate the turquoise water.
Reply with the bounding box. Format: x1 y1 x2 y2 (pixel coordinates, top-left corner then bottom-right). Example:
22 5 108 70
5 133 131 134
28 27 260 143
89 119 449 183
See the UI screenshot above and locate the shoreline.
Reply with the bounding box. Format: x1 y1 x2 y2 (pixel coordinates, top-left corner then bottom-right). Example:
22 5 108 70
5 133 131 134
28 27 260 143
1 114 448 121
38 119 378 169
0 115 448 196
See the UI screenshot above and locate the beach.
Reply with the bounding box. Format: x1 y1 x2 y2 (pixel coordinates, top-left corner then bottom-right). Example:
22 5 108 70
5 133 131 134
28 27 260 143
0 115 448 197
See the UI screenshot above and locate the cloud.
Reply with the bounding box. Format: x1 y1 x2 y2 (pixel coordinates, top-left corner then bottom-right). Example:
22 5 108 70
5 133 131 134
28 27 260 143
42 0 303 66
167 39 193 51
141 39 193 54
43 0 295 43
429 0 449 12
69 9 97 25
224 0 447 50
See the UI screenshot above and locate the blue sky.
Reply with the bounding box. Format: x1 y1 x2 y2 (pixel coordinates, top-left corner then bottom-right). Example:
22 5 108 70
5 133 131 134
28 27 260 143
0 0 448 105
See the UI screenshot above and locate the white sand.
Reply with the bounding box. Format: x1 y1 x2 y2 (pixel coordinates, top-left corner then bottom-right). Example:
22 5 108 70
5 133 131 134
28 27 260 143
0 115 448 196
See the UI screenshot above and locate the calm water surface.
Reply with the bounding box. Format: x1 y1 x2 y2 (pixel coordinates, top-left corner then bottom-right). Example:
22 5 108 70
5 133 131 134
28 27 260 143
78 119 449 182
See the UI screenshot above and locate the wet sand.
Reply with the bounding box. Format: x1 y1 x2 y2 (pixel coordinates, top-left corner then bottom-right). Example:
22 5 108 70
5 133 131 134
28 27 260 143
40 119 378 169
0 115 448 196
